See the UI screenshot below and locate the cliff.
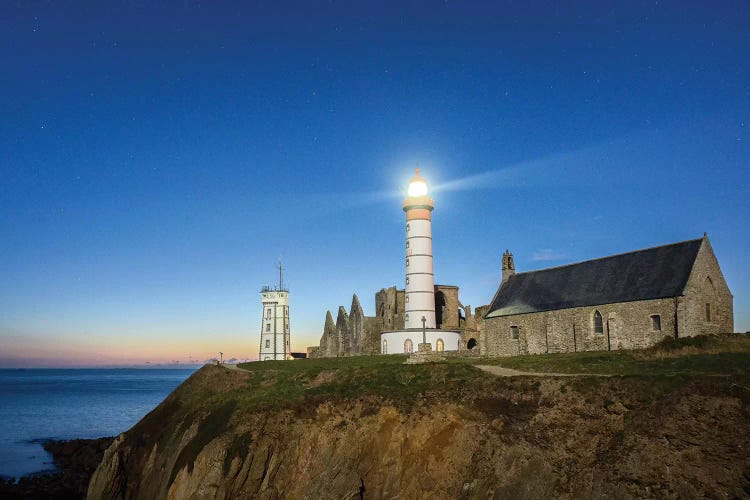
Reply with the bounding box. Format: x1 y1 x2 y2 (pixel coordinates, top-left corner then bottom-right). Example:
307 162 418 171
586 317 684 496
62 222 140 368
89 338 750 499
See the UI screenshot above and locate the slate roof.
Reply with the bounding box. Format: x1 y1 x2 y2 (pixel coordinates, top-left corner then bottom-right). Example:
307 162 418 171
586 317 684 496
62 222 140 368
485 238 703 318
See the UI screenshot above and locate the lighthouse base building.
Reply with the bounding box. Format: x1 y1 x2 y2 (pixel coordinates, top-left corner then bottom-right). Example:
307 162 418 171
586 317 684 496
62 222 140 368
380 327 461 354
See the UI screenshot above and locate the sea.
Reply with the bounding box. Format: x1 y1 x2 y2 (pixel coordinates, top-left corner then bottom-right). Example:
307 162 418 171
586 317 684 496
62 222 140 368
0 368 197 479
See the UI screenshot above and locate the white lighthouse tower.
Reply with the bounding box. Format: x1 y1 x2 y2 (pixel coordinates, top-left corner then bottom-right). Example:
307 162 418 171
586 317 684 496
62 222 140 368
259 262 290 361
404 168 436 329
381 168 461 354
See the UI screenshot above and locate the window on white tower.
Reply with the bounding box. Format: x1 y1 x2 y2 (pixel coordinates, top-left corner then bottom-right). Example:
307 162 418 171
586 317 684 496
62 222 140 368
265 340 270 348
266 324 271 332
267 309 271 319
406 258 409 267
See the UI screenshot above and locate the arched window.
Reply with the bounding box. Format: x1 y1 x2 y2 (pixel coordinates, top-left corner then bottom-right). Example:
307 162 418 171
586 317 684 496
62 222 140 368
406 258 410 267
468 338 478 349
382 339 387 354
593 310 603 335
404 339 413 353
436 339 444 352
406 223 410 233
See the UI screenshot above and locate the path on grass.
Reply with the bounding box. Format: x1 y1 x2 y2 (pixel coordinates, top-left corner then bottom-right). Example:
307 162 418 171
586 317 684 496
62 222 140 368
476 365 610 377
221 363 244 371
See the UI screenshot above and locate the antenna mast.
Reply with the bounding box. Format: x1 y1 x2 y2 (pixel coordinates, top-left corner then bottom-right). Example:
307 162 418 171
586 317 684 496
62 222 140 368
276 259 284 291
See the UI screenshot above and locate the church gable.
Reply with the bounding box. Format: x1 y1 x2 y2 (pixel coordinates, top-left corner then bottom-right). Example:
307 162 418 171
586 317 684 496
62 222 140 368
485 238 703 318
680 236 734 335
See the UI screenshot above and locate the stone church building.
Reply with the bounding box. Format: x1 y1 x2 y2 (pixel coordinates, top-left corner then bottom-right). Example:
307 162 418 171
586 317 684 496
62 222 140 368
482 235 734 356
308 285 487 358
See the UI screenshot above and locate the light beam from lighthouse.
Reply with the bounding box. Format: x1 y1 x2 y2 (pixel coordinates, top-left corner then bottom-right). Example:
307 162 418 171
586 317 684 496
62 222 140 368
403 168 436 329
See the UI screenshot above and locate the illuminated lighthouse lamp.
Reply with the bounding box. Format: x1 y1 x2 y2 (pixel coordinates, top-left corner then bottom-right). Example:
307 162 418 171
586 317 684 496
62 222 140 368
407 176 428 197
380 168 462 355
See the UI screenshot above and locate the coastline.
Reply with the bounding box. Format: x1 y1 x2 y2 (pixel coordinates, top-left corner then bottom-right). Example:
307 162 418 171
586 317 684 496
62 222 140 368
0 437 113 499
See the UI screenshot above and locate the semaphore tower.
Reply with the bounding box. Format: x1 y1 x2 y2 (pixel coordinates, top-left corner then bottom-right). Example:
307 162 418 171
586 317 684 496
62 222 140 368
259 262 290 361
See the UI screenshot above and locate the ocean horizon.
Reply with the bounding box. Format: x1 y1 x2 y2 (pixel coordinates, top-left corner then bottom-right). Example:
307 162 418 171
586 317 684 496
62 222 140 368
0 368 198 478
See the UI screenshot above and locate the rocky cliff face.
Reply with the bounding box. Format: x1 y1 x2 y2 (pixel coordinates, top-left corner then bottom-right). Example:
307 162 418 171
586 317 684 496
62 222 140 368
88 361 750 499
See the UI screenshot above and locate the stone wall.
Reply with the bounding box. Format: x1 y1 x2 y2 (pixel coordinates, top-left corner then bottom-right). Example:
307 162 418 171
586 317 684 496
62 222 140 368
375 286 403 331
484 298 679 356
680 237 734 336
434 285 460 329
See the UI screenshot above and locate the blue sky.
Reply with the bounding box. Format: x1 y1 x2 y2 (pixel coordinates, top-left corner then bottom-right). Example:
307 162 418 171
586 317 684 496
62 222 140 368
1 1 748 366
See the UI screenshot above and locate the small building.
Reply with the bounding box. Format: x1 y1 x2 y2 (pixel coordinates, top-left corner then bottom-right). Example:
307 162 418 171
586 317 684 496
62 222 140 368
482 235 733 356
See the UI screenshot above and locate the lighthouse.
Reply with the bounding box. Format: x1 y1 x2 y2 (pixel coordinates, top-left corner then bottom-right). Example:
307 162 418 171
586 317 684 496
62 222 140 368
403 168 436 329
380 168 461 354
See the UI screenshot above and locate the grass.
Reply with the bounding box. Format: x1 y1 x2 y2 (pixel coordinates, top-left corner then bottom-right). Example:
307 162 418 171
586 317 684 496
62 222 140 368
473 334 750 377
232 354 486 412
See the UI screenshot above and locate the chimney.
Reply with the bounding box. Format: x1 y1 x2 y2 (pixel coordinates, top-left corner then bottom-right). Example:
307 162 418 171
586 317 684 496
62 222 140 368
502 249 515 284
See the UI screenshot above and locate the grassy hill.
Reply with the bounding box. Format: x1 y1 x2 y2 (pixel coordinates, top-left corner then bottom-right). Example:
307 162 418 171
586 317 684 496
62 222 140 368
88 334 750 499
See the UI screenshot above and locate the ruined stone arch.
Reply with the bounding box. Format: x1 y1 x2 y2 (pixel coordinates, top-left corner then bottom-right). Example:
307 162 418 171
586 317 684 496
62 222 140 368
435 291 447 328
467 338 477 349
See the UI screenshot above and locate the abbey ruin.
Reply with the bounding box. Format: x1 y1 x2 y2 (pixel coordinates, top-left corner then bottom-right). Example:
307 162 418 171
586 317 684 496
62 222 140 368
307 286 488 358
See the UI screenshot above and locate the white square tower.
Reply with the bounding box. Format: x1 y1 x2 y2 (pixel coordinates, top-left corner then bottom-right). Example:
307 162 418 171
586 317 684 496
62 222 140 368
259 266 290 361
